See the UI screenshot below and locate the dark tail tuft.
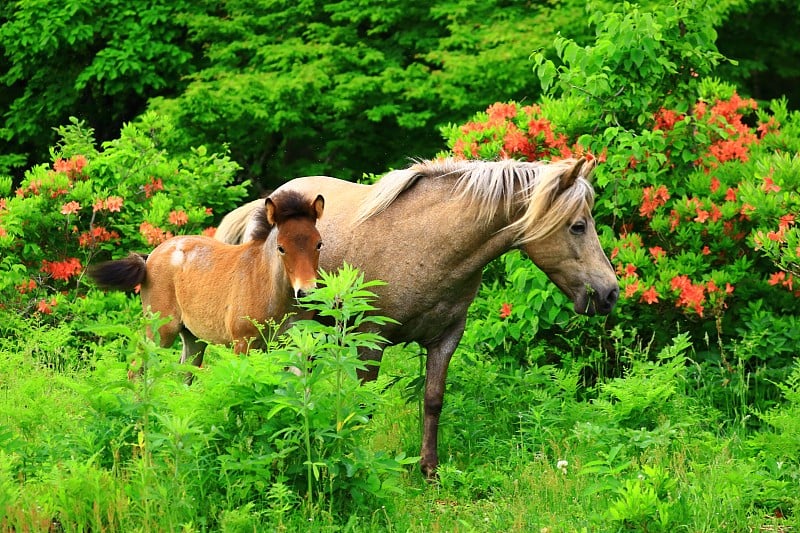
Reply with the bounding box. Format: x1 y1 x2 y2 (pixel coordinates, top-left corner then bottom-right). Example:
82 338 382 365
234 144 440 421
88 253 148 291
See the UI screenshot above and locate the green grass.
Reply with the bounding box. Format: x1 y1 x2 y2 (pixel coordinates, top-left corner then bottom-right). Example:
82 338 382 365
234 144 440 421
1 312 799 532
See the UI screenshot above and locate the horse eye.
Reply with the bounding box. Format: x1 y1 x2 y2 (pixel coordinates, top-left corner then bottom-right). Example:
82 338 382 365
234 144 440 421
316 241 323 251
570 221 587 235
277 245 286 255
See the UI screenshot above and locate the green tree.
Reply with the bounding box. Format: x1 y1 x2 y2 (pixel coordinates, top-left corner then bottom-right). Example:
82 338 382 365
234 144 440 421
146 0 593 190
0 0 196 176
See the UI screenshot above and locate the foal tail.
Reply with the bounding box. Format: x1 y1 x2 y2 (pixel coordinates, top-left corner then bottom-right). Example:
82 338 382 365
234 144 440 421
88 253 148 291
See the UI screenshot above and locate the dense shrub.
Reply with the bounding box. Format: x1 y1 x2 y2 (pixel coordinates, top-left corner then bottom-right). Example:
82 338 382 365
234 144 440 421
441 5 799 427
0 113 247 323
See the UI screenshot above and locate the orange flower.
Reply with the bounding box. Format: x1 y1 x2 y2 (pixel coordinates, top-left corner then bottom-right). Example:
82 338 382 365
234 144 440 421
139 222 173 246
487 102 518 123
649 246 665 261
768 272 785 286
17 279 36 293
762 176 780 193
671 275 706 316
169 210 189 227
499 303 512 319
37 299 54 314
60 201 81 215
640 185 670 218
41 257 82 281
640 286 659 304
624 279 640 299
144 178 164 198
78 226 120 247
95 196 124 212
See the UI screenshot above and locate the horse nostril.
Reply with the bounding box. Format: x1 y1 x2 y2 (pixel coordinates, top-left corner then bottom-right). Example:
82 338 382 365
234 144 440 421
599 286 619 313
295 289 307 299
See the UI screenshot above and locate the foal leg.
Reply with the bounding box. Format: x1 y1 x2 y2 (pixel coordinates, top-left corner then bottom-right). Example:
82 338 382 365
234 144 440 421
179 328 206 384
420 319 466 479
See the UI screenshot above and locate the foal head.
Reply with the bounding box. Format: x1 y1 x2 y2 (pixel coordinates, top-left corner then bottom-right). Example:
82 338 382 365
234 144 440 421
264 191 325 299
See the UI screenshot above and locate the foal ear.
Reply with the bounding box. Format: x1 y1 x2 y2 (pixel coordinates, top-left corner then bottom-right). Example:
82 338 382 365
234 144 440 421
265 197 277 226
311 194 324 220
558 157 592 193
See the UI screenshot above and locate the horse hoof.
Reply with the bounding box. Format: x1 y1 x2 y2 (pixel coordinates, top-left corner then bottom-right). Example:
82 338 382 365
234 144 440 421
420 462 438 480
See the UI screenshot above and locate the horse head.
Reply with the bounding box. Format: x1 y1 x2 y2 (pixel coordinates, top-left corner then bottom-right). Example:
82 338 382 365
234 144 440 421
518 158 619 316
265 192 325 299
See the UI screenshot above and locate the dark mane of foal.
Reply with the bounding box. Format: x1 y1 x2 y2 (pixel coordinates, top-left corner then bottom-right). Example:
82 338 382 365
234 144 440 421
248 190 318 242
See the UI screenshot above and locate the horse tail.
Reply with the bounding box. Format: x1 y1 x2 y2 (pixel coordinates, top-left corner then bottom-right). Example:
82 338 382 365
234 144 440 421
215 198 264 244
88 253 148 291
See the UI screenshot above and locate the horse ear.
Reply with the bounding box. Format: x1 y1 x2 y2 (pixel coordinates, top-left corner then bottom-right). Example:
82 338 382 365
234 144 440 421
265 197 277 225
312 194 324 220
558 157 588 193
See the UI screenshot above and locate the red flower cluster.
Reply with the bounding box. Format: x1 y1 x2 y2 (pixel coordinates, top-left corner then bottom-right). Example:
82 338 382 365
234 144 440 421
694 93 760 169
17 279 37 293
144 178 164 198
670 275 707 316
37 298 58 314
768 272 799 296
139 221 173 246
60 201 81 215
53 155 88 180
640 185 670 218
169 210 189 227
499 302 512 319
452 102 588 162
93 196 123 212
41 257 82 281
653 107 685 131
78 226 120 248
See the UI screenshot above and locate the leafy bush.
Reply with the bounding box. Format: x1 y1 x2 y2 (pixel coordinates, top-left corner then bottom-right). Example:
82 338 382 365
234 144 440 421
0 266 415 530
441 2 800 390
0 113 246 324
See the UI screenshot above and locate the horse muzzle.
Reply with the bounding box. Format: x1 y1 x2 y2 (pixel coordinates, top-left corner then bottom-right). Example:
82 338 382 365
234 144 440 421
575 284 619 316
293 282 317 300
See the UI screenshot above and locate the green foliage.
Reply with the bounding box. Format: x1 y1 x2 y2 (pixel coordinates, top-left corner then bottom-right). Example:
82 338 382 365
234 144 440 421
443 2 800 401
0 113 246 322
0 0 196 174
139 0 593 186
533 0 726 129
0 267 416 530
461 251 580 365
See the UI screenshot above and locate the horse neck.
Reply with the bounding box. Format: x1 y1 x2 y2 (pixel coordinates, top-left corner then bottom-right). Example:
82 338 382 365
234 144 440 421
409 177 520 275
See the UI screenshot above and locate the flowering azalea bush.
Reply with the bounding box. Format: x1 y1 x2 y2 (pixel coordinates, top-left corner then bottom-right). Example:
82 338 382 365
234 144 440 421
0 112 247 318
444 89 800 372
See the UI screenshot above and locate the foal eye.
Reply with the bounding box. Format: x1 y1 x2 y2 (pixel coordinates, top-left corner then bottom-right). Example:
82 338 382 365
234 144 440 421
316 242 323 251
277 245 286 255
569 221 587 235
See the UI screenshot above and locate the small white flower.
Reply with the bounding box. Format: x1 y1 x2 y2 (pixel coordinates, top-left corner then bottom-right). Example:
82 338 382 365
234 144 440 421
556 459 568 474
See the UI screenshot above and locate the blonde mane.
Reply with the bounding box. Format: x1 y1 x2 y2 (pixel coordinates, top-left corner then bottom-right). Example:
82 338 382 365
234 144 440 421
356 157 596 244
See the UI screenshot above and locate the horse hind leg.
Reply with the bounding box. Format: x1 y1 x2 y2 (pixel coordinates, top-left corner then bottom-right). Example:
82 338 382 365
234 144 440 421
179 327 206 384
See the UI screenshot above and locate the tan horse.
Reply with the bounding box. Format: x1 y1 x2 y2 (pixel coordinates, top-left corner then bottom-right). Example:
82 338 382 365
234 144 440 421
216 157 618 476
89 190 324 372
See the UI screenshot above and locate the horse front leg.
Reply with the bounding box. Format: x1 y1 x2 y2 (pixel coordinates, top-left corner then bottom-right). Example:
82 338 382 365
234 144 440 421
420 320 466 478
